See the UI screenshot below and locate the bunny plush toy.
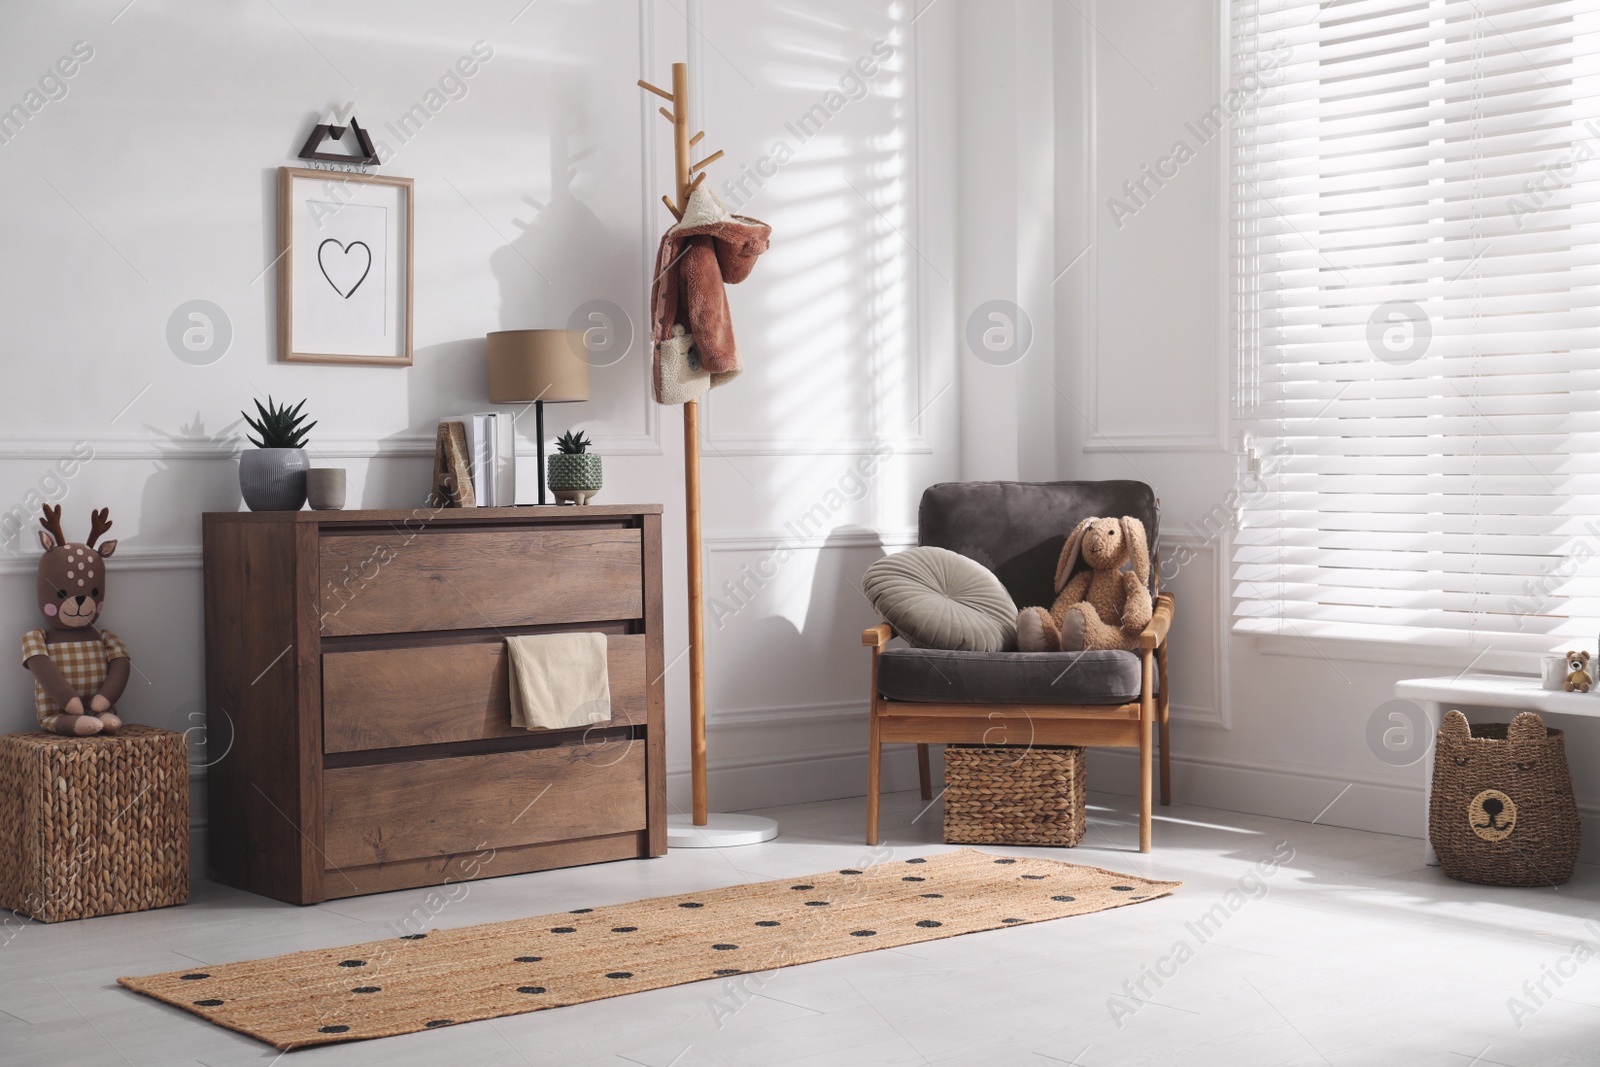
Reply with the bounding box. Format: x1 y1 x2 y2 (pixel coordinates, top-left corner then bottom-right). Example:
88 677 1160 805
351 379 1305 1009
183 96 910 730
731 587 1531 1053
1016 515 1153 653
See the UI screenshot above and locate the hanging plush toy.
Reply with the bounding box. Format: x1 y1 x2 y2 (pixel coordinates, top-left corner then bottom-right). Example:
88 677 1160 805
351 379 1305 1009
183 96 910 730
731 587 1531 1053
1016 516 1153 653
23 505 129 737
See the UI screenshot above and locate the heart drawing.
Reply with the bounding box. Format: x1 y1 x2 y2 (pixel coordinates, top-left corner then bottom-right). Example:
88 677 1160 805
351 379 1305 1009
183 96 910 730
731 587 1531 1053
317 239 372 299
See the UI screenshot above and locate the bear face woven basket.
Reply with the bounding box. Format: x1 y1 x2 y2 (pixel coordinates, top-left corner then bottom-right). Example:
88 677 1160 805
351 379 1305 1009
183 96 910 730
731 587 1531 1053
1429 710 1581 887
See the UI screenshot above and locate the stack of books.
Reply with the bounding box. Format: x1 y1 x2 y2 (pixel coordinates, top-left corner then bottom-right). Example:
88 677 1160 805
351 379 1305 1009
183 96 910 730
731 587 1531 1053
434 412 517 507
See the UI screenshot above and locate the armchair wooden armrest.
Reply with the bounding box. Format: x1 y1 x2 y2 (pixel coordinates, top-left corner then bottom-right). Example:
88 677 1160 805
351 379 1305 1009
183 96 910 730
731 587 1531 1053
1139 593 1175 650
862 622 895 649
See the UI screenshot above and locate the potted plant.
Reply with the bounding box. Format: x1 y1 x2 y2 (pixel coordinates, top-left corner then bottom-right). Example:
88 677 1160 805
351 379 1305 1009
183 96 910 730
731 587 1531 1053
547 430 602 505
238 397 316 511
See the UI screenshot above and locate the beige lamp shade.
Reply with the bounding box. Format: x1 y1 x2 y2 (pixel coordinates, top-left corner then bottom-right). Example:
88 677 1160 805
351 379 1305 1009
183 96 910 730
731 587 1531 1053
487 329 590 403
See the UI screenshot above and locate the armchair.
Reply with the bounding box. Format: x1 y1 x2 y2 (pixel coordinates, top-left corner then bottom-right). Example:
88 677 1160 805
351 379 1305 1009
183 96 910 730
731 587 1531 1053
863 481 1173 851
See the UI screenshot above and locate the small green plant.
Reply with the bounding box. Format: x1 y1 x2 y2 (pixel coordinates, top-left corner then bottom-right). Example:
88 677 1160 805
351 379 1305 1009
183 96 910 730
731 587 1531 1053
242 396 316 449
554 430 592 455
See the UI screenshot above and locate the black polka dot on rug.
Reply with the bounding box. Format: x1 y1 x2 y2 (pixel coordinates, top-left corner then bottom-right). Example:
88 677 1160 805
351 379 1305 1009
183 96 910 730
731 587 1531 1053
679 902 704 909
606 972 633 979
840 869 862 875
1133 895 1147 900
1022 875 1046 880
790 884 814 891
756 920 780 927
424 1020 452 1028
1002 918 1023 924
1111 886 1134 892
712 943 739 951
550 927 577 934
713 968 740 976
400 934 427 940
193 999 224 1007
850 930 876 937
804 901 829 907
916 920 942 928
902 876 925 882
1051 895 1076 903
905 857 927 864
351 986 381 994
993 858 1017 865
514 956 542 963
318 1025 350 1034
570 908 594 914
517 986 546 995
921 893 943 898
337 960 365 968
612 926 638 933
179 973 209 981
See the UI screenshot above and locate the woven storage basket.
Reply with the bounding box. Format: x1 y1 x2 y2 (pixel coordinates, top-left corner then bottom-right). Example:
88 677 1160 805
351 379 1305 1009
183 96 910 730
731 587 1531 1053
0 725 188 922
944 744 1086 847
1429 710 1581 887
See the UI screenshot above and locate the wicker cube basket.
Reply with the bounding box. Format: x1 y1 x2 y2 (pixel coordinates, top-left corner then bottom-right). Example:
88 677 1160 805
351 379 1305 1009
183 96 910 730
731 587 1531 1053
0 725 189 923
943 744 1086 847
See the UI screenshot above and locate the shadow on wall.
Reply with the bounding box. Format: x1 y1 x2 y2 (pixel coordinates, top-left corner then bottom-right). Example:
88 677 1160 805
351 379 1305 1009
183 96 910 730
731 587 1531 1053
710 525 891 717
489 105 638 434
131 416 243 549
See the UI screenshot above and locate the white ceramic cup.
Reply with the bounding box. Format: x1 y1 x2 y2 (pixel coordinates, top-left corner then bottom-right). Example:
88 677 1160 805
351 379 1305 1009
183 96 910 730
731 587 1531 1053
1541 654 1568 691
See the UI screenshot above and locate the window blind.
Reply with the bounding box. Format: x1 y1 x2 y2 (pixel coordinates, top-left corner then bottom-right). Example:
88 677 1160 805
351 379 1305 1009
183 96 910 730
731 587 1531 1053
1232 0 1600 655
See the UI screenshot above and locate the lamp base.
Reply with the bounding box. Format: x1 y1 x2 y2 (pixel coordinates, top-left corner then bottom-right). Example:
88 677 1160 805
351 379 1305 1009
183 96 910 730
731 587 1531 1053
667 813 779 849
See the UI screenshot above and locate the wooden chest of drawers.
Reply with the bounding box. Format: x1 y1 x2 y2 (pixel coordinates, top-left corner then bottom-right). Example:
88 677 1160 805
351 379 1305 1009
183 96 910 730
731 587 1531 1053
201 505 665 905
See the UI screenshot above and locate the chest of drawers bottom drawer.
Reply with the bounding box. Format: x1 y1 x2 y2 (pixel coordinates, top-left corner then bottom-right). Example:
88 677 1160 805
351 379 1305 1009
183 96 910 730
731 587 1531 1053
322 743 647 870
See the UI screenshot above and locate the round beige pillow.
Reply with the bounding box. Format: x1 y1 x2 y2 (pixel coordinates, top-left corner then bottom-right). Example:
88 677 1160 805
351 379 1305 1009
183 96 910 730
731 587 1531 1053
862 546 1018 652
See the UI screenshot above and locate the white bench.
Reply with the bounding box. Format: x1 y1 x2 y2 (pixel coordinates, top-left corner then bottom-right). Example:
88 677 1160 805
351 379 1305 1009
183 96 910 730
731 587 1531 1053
1394 673 1599 864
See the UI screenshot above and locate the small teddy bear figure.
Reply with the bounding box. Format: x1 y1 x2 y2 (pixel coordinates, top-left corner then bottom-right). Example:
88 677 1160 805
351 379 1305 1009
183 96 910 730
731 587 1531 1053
1564 650 1591 693
22 505 130 736
1016 515 1153 652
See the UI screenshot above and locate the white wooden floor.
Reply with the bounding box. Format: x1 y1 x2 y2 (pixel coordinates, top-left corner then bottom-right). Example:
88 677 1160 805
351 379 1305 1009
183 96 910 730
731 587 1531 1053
4 788 1598 1067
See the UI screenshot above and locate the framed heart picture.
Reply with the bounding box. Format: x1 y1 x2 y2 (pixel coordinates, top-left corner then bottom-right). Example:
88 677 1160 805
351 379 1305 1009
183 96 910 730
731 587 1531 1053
276 167 413 366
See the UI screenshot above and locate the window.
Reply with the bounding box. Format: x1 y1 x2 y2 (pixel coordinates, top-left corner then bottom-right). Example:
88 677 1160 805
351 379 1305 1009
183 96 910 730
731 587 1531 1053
1232 0 1600 656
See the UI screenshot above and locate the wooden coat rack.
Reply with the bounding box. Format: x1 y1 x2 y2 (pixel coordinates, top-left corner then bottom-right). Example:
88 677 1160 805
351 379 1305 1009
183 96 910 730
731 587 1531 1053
639 63 776 847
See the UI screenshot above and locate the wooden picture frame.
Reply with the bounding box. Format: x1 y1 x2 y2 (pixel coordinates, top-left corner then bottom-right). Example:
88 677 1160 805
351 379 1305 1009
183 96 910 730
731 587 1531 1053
277 166 413 366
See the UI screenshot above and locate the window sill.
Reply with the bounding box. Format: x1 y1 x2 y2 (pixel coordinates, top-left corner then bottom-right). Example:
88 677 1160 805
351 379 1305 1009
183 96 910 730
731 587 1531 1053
1248 633 1543 676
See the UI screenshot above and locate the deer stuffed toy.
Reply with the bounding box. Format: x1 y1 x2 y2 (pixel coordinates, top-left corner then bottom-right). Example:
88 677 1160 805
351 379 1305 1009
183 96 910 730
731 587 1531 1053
23 505 130 737
1016 516 1153 653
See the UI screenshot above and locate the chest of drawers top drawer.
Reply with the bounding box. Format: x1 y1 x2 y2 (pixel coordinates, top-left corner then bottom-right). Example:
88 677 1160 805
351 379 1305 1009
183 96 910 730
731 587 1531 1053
319 524 643 636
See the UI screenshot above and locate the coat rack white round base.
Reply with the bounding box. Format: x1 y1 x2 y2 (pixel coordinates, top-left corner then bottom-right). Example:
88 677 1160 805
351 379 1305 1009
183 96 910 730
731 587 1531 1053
667 813 779 848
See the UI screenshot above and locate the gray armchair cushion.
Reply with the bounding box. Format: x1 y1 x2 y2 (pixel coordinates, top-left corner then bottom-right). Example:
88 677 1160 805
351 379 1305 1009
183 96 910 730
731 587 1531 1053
876 648 1143 706
918 480 1160 613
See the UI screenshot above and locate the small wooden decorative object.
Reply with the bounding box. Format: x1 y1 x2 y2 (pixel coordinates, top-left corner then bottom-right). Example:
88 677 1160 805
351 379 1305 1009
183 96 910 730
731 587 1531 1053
943 745 1087 848
431 421 476 507
0 725 189 922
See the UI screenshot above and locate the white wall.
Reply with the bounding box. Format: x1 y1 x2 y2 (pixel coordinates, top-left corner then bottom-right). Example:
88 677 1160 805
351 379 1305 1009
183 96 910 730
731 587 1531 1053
0 0 962 851
1051 0 1600 860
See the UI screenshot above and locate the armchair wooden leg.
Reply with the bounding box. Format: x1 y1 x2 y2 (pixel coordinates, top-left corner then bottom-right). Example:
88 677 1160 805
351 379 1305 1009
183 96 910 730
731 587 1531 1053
867 705 882 846
1157 640 1171 807
1139 652 1154 853
916 743 932 800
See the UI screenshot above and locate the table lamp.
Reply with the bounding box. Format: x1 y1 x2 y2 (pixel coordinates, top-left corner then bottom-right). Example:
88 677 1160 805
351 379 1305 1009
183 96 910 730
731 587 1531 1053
487 329 589 504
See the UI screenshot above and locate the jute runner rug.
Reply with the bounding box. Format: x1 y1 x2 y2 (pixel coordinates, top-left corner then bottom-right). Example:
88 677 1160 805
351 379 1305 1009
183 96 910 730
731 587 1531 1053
121 849 1178 1050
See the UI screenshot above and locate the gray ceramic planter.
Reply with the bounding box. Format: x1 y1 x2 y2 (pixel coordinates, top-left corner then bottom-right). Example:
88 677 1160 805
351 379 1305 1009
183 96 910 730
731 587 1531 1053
239 448 309 511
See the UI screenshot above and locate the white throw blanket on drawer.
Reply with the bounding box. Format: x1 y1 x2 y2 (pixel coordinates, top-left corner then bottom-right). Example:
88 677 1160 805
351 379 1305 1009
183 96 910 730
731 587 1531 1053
505 632 612 730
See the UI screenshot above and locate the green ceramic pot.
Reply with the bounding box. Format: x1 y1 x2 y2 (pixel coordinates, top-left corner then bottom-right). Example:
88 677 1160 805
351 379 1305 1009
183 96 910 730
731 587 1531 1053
548 453 603 493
